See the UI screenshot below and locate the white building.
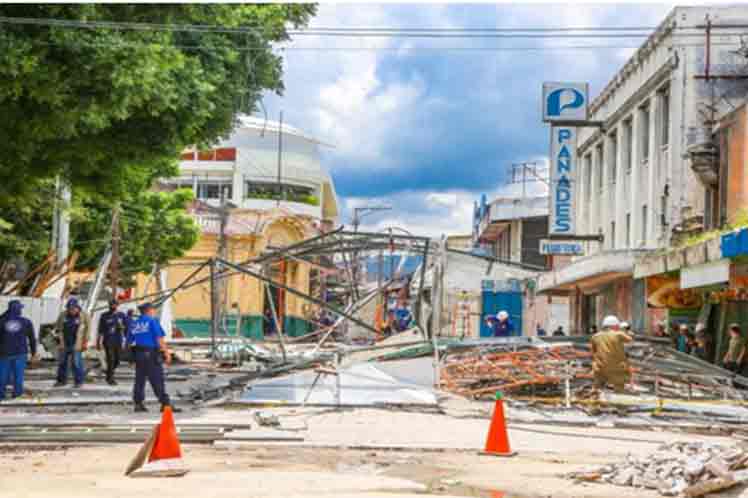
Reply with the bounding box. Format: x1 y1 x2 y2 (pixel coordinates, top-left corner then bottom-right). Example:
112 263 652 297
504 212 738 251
165 115 339 222
538 5 748 333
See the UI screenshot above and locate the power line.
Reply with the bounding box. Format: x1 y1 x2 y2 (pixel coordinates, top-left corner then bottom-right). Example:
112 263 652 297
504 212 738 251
21 38 645 53
0 16 660 35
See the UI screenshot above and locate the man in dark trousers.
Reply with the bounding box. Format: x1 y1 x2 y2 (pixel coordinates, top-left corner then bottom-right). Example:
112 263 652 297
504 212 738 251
126 303 179 413
0 300 36 400
97 298 127 385
54 298 90 388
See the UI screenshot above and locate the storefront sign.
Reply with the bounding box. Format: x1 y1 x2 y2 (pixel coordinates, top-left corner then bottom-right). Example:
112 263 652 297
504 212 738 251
646 276 702 309
539 239 584 255
481 279 521 293
680 259 730 289
549 126 577 235
542 82 589 122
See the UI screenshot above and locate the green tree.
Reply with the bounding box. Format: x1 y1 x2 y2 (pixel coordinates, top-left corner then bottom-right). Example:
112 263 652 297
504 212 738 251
71 188 200 283
0 4 316 199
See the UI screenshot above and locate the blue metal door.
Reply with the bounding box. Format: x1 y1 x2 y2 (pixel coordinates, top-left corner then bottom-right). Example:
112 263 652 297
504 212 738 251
480 290 523 337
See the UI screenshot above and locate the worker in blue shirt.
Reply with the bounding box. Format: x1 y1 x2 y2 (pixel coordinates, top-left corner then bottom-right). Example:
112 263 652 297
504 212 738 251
126 303 179 413
96 298 127 385
0 300 37 400
393 306 413 332
485 310 515 337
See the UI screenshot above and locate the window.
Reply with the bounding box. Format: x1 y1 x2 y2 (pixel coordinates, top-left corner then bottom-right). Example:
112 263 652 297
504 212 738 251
609 132 618 184
245 182 318 205
660 195 668 230
596 143 604 191
640 103 650 162
642 205 648 244
625 213 631 248
659 89 670 147
197 182 232 200
623 119 633 173
610 222 616 250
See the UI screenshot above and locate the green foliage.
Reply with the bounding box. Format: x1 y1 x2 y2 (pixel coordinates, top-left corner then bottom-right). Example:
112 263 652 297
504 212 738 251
0 4 317 199
0 4 317 278
0 179 55 263
71 188 200 281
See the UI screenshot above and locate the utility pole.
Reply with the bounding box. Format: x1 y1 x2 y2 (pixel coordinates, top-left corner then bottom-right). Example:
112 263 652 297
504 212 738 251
217 187 229 335
209 258 218 358
52 176 71 266
110 203 121 300
276 110 284 205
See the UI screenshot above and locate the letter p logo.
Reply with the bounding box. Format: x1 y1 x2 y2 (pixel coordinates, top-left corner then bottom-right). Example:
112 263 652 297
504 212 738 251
543 83 588 121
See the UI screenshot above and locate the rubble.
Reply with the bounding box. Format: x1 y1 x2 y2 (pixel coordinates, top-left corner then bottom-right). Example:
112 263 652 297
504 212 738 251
568 442 748 497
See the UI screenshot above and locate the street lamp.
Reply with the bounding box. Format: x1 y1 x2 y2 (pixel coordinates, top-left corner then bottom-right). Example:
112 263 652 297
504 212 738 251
351 205 392 232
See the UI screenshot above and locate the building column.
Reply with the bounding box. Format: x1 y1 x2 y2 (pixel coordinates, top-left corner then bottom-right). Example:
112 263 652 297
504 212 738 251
576 152 587 236
630 108 642 249
599 141 610 250
589 152 599 242
646 94 659 246
614 126 626 248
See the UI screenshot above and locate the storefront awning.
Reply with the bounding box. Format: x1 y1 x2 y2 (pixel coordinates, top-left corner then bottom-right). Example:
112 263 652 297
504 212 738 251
537 249 651 295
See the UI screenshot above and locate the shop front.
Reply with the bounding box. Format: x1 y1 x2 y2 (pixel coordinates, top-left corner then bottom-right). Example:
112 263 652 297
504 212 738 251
633 233 748 364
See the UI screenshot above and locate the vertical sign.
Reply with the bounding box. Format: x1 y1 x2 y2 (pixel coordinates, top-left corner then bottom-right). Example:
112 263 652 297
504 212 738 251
549 126 577 235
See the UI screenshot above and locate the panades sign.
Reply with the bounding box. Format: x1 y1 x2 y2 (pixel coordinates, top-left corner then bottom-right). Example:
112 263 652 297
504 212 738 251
549 126 577 235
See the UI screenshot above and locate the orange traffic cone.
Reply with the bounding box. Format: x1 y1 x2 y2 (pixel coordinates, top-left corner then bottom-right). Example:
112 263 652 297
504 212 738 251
125 406 189 477
480 392 516 457
149 406 182 462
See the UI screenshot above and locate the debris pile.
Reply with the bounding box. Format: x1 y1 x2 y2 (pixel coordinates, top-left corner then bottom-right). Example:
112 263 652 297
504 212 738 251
438 341 748 404
439 345 591 398
568 441 748 497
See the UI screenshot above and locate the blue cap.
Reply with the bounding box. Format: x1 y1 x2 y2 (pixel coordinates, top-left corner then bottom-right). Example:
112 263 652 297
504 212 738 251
66 297 81 310
138 302 156 312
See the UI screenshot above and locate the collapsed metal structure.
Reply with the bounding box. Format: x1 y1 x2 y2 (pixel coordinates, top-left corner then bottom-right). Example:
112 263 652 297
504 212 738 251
99 227 436 360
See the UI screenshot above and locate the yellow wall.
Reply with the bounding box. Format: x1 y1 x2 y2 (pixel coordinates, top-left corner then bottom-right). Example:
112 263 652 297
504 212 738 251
135 214 315 323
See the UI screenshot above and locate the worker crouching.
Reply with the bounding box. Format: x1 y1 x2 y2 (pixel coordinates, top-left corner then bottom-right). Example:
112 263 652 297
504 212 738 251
127 303 180 413
590 315 633 393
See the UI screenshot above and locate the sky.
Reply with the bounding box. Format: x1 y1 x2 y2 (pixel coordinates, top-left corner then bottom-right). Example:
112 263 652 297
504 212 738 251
263 3 675 236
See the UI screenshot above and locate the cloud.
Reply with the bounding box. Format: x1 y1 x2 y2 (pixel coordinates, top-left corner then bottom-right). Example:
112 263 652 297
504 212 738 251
262 3 675 235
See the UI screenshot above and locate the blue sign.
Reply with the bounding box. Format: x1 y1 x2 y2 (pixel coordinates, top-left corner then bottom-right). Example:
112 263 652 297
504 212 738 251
539 239 584 256
549 127 577 235
542 82 589 122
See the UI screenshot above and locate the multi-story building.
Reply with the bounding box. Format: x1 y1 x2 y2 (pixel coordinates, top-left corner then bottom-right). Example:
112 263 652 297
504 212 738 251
538 5 748 334
139 115 339 338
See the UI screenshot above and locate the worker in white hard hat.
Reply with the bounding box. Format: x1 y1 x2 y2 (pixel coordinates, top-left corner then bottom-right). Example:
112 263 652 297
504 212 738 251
590 315 633 393
485 310 515 337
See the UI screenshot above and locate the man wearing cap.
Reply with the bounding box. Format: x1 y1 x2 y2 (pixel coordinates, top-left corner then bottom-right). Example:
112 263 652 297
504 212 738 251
126 303 178 413
0 300 37 400
54 298 91 388
485 310 515 337
590 315 633 393
96 298 127 385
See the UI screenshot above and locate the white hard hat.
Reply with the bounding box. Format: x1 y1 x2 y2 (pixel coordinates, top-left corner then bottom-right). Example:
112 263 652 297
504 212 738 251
497 311 509 320
602 315 620 328
620 322 630 329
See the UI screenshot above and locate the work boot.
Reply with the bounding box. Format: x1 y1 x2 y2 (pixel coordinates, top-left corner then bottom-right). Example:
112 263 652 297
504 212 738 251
73 383 82 389
53 381 66 388
134 403 148 413
161 404 182 414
